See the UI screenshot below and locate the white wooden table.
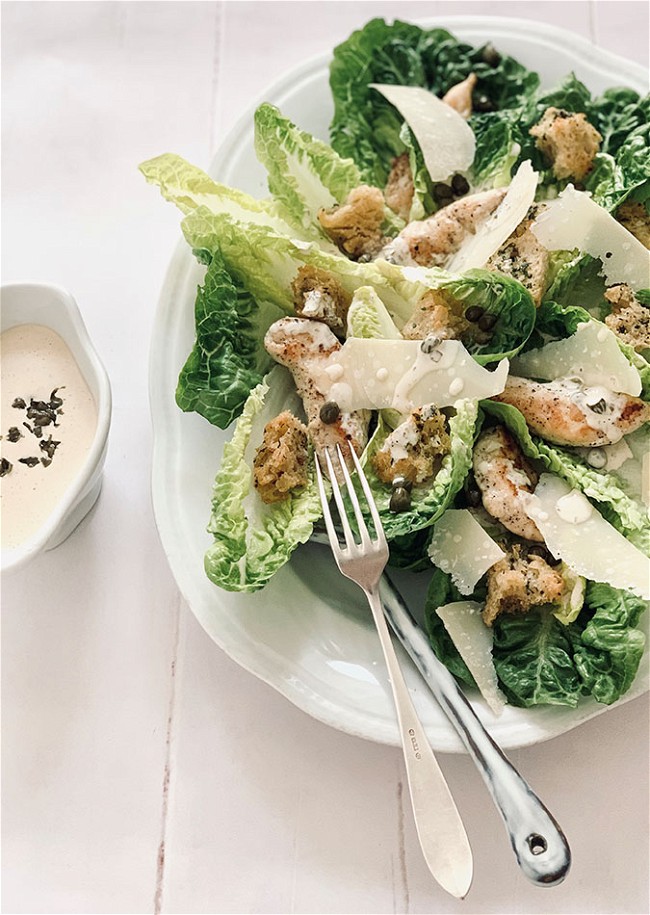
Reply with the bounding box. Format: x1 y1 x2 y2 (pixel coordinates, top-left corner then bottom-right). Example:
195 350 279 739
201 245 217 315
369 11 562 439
2 3 649 913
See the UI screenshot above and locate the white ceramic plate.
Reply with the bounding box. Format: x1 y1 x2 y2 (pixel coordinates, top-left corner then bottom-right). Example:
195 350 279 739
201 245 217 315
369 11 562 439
149 16 649 753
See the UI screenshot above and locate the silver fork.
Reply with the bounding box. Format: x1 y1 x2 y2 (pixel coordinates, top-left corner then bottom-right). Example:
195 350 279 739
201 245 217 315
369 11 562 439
315 445 473 899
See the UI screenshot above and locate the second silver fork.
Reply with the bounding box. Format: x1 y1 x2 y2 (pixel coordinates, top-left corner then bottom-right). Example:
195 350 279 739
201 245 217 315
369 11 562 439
315 445 473 899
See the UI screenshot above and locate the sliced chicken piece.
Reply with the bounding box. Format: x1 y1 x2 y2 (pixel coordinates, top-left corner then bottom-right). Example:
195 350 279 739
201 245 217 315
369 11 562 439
473 426 544 542
493 375 650 447
264 317 370 476
530 107 601 181
384 152 415 222
485 213 549 305
442 73 478 119
380 187 507 267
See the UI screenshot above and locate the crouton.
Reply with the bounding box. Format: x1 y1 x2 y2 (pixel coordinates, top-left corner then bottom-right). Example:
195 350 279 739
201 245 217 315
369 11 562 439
372 404 451 485
530 107 602 181
616 201 650 249
253 411 309 504
317 185 386 260
604 284 650 352
291 266 352 335
384 152 415 221
483 544 565 627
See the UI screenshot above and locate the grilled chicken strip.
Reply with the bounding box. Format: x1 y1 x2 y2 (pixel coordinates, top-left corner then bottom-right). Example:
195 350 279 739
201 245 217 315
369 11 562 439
380 187 507 267
264 317 370 475
473 426 543 542
493 376 650 447
485 215 549 306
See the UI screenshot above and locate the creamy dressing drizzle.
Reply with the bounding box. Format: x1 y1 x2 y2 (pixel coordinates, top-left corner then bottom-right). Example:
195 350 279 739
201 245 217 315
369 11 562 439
551 376 629 438
1 324 98 549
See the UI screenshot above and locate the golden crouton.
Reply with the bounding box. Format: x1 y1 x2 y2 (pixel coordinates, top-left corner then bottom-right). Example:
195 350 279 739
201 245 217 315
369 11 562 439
604 284 650 352
291 266 352 335
530 107 602 181
384 152 415 222
317 185 386 260
483 544 565 627
372 405 451 486
616 201 650 249
253 411 309 504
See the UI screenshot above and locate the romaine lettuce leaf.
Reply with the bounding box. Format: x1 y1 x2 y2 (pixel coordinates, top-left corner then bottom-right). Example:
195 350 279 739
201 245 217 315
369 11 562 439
139 152 298 234
254 103 402 240
329 18 538 188
346 286 402 340
360 399 480 539
204 367 323 592
176 247 283 428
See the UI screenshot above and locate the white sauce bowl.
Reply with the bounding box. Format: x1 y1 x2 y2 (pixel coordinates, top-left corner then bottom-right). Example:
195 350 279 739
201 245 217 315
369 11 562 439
1 284 111 573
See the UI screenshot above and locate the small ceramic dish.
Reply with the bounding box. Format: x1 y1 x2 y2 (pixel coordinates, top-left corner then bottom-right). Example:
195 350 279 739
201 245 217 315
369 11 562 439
1 283 111 574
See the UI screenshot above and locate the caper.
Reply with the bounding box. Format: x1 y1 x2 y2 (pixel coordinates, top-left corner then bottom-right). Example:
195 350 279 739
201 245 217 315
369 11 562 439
319 401 340 424
420 335 442 356
464 305 484 323
474 93 495 113
391 475 413 492
433 182 453 203
451 173 470 196
466 486 482 508
587 447 607 469
481 43 501 67
478 312 498 332
389 487 412 513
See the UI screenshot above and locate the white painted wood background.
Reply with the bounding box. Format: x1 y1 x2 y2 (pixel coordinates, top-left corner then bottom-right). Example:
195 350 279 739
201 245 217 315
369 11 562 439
2 3 649 913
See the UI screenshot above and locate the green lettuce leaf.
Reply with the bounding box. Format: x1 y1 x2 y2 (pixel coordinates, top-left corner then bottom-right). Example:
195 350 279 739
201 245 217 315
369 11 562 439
139 152 298 234
424 567 478 687
180 206 439 323
571 581 647 704
253 103 402 240
176 247 283 428
204 367 323 592
360 400 480 539
329 18 538 188
346 285 402 339
481 400 650 554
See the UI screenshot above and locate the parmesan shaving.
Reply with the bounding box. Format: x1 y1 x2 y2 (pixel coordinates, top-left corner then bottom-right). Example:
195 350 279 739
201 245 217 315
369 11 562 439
312 338 509 412
428 510 506 594
369 84 475 182
529 185 650 291
511 320 642 396
435 601 506 715
446 161 539 274
522 473 650 599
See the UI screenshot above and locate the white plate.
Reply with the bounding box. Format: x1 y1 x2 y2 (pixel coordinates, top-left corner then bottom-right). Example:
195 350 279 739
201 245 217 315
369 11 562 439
149 16 649 753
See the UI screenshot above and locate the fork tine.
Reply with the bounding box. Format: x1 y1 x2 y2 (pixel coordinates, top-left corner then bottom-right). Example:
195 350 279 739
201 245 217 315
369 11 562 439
323 448 355 550
335 445 371 547
314 451 341 550
347 445 388 550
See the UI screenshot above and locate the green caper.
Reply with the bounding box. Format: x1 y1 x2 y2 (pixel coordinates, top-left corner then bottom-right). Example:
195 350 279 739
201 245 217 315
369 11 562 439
391 475 413 492
433 182 453 203
319 401 341 424
482 43 501 67
451 173 470 196
389 487 412 513
465 305 484 323
478 312 498 332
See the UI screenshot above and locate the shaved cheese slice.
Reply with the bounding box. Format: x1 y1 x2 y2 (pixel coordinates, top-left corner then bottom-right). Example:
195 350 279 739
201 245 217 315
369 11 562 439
370 84 475 182
446 161 539 274
511 320 642 396
428 510 506 594
313 338 509 412
530 185 650 291
436 601 506 715
523 473 650 599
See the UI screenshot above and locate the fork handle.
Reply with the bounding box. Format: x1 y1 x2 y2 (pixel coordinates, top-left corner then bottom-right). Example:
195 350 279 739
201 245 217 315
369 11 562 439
365 588 473 899
379 575 571 887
